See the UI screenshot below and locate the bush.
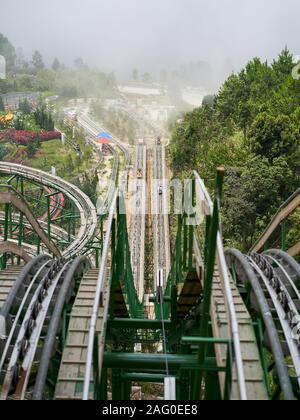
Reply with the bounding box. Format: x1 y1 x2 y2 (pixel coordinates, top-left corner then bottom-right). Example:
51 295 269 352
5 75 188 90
0 129 61 145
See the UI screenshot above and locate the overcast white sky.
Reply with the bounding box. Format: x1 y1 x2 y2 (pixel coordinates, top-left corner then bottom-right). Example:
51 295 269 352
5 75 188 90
1 0 299 78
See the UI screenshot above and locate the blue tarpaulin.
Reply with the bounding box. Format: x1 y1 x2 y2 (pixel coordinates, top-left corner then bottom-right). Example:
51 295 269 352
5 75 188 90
97 131 112 139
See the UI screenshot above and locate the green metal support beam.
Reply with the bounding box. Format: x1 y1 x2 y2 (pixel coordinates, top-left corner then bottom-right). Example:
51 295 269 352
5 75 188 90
121 373 166 383
108 318 172 330
103 353 223 372
182 337 230 346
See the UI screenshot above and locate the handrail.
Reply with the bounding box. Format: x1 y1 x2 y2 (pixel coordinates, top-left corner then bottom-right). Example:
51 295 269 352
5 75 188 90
251 188 300 253
83 190 118 400
193 170 247 401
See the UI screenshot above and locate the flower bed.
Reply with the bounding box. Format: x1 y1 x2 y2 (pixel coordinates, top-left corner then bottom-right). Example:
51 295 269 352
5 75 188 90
0 129 61 145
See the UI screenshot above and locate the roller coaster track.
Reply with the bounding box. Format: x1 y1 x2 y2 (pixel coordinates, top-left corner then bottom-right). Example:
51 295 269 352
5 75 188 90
0 266 24 310
76 113 130 211
0 257 65 399
251 188 300 255
55 192 117 400
0 162 97 259
153 144 171 287
226 248 300 399
192 171 267 400
0 255 92 400
130 143 147 301
2 109 300 400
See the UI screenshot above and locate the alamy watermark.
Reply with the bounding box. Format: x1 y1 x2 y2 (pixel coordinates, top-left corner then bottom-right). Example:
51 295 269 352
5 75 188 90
0 55 6 79
96 176 208 226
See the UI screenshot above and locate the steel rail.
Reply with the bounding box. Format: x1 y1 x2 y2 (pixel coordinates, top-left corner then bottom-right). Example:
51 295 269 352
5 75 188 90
249 255 300 388
154 145 169 287
265 249 300 284
130 144 146 301
225 249 294 400
0 259 53 374
14 262 70 400
0 260 69 400
264 254 300 301
33 256 90 400
77 114 126 213
82 190 118 400
0 255 50 318
193 171 247 400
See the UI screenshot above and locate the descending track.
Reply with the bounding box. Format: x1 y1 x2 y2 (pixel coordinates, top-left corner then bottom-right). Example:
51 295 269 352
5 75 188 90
226 247 300 399
130 143 147 301
0 256 92 400
55 192 117 400
2 109 300 400
153 144 171 287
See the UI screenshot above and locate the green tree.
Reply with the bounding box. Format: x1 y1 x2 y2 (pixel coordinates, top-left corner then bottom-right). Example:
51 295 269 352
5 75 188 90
26 140 40 158
142 72 151 83
32 50 45 71
272 47 295 78
249 112 299 160
0 33 16 71
0 145 6 159
74 57 87 70
52 58 60 71
132 68 139 81
202 95 215 107
223 157 293 250
0 95 4 112
18 98 32 114
66 154 74 173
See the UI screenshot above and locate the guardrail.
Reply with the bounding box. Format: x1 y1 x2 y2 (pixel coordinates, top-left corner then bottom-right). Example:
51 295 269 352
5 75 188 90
83 191 118 399
251 188 300 254
193 169 247 400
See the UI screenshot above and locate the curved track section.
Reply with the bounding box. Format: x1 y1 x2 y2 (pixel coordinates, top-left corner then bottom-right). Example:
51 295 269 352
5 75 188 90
226 249 294 400
0 188 61 258
0 258 68 400
0 255 91 400
226 248 300 399
33 256 91 400
0 162 97 258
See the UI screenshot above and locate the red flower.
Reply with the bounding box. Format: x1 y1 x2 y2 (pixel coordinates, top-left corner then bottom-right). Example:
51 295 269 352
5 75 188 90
0 129 61 144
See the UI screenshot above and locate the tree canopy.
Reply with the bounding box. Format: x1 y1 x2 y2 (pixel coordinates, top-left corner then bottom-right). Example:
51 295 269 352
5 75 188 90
170 48 300 251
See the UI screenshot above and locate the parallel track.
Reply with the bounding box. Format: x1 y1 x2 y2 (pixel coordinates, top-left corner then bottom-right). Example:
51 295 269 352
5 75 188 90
130 143 147 301
153 145 170 287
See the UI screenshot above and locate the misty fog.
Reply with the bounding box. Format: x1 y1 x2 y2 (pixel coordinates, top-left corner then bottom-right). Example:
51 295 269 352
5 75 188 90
1 0 300 87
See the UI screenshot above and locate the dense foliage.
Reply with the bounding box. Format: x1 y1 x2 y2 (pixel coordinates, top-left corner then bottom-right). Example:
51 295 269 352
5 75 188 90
0 129 61 145
170 49 300 250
